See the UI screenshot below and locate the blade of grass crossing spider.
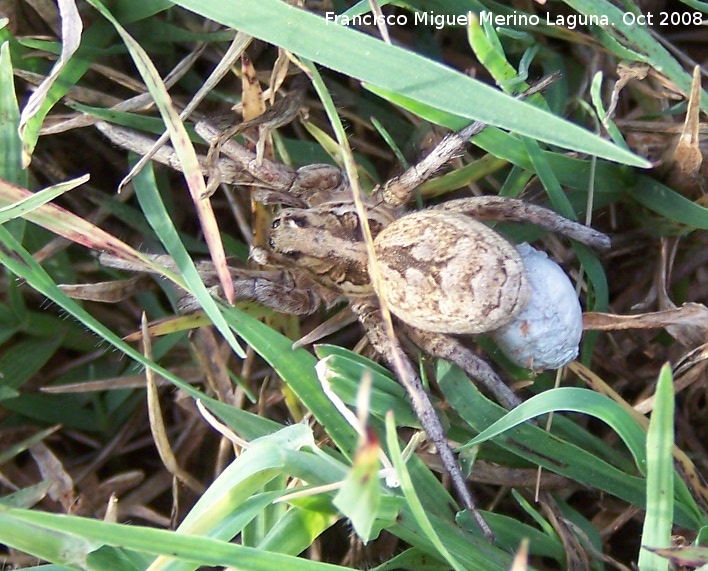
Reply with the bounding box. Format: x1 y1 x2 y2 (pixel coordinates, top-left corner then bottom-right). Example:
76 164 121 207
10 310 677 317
303 62 471 524
170 0 648 167
0 42 25 187
638 364 675 571
130 158 245 357
384 413 466 571
86 0 236 307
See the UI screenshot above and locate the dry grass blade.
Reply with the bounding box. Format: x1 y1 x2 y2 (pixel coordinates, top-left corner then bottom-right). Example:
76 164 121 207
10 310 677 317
141 313 204 494
18 0 81 164
583 302 708 347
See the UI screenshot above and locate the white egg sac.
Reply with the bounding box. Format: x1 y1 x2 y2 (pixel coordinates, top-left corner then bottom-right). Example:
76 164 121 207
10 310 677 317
490 243 582 370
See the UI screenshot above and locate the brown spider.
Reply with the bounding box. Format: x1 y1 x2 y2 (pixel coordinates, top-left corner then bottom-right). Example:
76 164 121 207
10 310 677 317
99 75 610 540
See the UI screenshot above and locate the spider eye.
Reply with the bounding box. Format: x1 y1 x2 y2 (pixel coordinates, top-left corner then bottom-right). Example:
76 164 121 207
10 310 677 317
288 214 309 228
271 218 281 229
268 238 276 249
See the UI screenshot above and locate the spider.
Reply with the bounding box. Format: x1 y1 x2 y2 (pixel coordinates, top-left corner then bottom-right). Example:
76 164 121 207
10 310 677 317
98 75 611 540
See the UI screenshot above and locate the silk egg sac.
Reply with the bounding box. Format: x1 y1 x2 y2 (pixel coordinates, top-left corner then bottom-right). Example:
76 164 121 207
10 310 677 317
490 243 583 370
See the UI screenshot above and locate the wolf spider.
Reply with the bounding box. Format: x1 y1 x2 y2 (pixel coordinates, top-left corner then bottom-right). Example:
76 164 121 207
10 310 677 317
100 76 610 539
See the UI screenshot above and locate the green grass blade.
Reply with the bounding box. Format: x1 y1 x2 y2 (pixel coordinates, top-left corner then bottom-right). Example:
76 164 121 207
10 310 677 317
86 0 237 312
0 41 24 187
638 364 675 571
626 176 708 231
17 0 82 164
0 506 351 571
437 364 701 527
0 175 88 224
170 0 648 167
130 160 245 357
463 386 647 469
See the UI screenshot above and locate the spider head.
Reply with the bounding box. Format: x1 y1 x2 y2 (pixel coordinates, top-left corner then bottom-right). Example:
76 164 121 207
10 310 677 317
266 205 373 295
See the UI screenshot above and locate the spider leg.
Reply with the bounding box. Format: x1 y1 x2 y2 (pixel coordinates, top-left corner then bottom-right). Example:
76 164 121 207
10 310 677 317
95 121 260 187
403 325 522 410
375 119 489 207
196 120 299 193
375 74 561 208
100 252 326 316
433 197 611 250
177 277 325 315
350 298 494 541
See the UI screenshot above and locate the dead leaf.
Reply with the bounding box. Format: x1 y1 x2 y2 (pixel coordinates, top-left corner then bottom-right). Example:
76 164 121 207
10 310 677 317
662 65 705 197
30 442 75 512
59 276 153 302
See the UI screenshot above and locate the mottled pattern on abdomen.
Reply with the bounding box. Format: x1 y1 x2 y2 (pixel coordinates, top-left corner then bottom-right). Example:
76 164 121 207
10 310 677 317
373 211 531 334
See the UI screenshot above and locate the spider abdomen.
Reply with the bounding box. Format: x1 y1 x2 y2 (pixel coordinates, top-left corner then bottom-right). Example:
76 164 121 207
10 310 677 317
373 211 531 334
